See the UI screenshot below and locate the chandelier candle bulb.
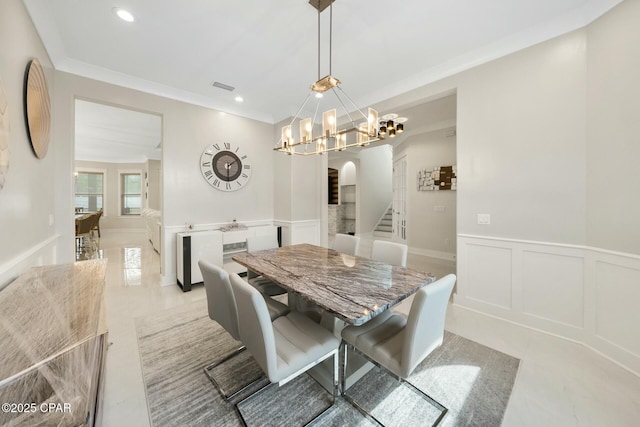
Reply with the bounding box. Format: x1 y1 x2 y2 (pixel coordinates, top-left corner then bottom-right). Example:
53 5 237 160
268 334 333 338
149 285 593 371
323 109 336 137
300 118 312 143
368 108 378 137
281 125 292 148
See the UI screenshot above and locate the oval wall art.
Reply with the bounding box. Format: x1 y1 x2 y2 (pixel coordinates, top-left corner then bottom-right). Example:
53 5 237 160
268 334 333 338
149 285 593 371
0 75 9 190
24 58 51 159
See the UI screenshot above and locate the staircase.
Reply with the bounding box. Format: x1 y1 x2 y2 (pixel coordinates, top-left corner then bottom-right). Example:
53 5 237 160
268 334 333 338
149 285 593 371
373 206 393 238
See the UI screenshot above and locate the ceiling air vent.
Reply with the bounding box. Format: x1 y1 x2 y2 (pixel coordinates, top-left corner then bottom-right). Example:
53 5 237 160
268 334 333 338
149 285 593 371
211 81 235 92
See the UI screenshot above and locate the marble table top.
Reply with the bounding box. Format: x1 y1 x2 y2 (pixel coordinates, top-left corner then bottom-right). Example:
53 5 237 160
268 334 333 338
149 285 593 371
233 243 436 325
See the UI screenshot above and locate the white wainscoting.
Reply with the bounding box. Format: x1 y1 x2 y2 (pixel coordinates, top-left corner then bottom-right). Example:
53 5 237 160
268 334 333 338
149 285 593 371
0 235 60 290
274 219 321 247
456 234 640 376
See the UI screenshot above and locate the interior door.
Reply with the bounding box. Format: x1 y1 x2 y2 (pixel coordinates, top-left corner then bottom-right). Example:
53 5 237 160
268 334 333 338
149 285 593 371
392 157 407 241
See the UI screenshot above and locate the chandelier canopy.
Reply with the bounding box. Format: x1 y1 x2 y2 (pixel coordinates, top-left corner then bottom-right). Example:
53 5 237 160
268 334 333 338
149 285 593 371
274 0 405 156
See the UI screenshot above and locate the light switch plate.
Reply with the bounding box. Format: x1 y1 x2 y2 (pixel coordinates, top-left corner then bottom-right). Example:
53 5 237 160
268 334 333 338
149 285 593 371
477 214 491 225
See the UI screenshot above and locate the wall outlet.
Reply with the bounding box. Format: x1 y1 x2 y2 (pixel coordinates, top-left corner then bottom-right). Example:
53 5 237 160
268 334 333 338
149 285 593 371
444 238 450 246
477 213 491 225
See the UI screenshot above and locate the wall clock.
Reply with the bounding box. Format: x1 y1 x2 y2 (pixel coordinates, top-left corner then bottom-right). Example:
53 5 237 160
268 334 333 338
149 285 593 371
200 142 251 191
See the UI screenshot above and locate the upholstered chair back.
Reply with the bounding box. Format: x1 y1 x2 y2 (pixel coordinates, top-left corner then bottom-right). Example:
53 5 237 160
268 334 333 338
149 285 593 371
333 233 360 256
198 260 240 340
371 240 408 267
230 274 278 380
401 274 456 378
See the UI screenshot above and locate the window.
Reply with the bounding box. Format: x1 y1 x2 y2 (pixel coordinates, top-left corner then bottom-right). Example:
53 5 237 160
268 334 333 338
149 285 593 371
75 171 104 212
120 173 142 216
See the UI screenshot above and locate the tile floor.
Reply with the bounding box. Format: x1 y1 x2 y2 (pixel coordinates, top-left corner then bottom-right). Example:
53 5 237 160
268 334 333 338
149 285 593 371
98 230 640 427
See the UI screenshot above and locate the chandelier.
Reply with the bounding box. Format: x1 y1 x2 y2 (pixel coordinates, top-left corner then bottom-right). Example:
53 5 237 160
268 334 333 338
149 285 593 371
274 0 404 156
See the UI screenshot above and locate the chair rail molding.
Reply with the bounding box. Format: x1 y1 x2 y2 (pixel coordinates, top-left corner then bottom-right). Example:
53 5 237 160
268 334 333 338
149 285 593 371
0 234 60 290
409 246 456 262
455 234 640 377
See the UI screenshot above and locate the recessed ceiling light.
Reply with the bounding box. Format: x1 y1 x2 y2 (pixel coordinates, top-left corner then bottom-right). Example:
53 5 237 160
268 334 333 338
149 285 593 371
234 96 244 103
113 8 135 22
315 92 323 99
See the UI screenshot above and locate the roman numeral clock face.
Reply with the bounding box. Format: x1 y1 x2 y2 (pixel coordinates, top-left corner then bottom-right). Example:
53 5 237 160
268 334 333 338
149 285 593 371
200 143 251 191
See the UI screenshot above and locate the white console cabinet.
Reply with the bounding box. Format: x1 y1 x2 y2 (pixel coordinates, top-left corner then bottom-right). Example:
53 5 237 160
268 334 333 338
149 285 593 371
176 225 277 291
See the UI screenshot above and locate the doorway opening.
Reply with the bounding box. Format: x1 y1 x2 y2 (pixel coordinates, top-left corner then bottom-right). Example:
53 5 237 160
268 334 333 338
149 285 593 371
74 99 162 263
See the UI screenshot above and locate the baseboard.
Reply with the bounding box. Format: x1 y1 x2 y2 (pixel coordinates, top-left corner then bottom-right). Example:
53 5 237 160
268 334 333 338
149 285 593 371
451 302 640 378
409 246 456 262
102 228 145 234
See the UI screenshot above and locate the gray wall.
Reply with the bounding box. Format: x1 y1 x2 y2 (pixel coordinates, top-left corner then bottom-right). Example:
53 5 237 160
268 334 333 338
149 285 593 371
54 72 275 279
455 29 588 245
358 145 393 234
397 129 457 257
145 159 161 211
3 0 640 291
0 0 57 285
586 0 640 255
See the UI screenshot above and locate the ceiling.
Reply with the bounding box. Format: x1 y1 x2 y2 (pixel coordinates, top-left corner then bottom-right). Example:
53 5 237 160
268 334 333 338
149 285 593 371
24 0 621 126
74 100 161 163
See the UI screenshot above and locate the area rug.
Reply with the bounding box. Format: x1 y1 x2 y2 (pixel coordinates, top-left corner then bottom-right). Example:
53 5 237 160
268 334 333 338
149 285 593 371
135 299 519 427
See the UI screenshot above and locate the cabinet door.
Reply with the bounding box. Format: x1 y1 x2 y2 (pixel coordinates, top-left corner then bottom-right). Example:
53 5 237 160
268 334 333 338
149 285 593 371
177 230 223 287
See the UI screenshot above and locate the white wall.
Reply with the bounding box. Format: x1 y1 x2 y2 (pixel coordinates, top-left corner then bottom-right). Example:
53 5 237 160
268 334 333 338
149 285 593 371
340 161 357 186
358 145 393 234
145 159 161 210
272 117 324 246
327 157 359 238
450 5 639 375
586 0 640 255
354 0 638 375
456 29 587 244
0 0 58 288
75 160 146 230
396 128 457 259
54 72 275 283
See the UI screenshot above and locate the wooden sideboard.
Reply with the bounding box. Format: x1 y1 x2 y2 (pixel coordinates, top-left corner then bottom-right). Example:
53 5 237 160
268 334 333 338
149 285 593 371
0 260 108 426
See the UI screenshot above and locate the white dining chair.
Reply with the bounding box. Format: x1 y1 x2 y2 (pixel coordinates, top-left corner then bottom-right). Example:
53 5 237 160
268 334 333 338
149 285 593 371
371 240 408 267
340 274 456 426
231 275 341 426
246 235 287 297
333 233 360 256
198 260 288 400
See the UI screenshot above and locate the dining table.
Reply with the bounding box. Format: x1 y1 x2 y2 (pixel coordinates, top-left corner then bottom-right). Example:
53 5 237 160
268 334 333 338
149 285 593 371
232 243 436 390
